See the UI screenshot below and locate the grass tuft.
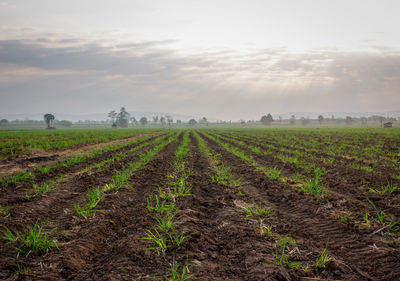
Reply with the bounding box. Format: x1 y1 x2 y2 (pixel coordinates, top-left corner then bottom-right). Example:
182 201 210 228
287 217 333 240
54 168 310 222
2 221 58 256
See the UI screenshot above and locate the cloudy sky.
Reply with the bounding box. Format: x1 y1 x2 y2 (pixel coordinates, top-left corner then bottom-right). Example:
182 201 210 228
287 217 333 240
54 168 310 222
0 0 399 120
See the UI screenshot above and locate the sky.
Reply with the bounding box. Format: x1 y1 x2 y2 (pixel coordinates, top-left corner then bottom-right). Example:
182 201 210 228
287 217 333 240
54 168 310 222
0 0 399 120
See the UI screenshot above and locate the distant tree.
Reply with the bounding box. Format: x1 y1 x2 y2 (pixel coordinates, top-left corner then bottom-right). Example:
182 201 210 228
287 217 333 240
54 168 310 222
116 107 130 128
166 116 173 128
377 116 385 126
0 119 8 126
176 120 182 125
290 115 295 125
318 115 324 125
152 116 159 124
130 117 138 126
345 116 353 125
301 117 310 126
160 117 166 126
199 117 208 126
240 120 246 125
188 119 197 126
58 120 72 126
44 113 55 129
361 116 367 125
108 110 117 124
278 116 282 122
260 114 273 125
139 117 148 126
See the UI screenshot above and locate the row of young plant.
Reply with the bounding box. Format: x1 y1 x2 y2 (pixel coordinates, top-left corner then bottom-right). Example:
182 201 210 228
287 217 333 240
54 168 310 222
200 132 400 236
0 132 162 188
220 129 399 176
0 134 170 218
238 128 399 161
143 131 195 280
210 131 400 226
0 133 178 265
0 129 155 159
24 134 168 201
203 131 328 197
74 133 178 219
213 131 399 196
218 130 379 174
194 131 332 272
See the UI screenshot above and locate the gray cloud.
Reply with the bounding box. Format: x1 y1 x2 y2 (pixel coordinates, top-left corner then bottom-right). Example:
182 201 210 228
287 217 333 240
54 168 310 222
0 38 399 120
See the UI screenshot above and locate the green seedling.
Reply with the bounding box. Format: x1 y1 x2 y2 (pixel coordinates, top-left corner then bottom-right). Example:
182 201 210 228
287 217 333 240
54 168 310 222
369 180 398 194
275 236 297 266
367 199 399 232
364 210 371 228
169 231 186 247
211 163 242 187
26 182 55 200
14 263 30 275
147 195 177 214
58 174 66 183
360 166 374 173
164 256 194 281
158 186 176 201
141 228 168 255
0 205 10 216
291 172 304 183
316 241 332 268
156 214 176 232
36 165 52 174
167 169 192 199
3 172 34 187
300 167 327 197
266 167 282 181
2 221 58 256
74 187 103 219
242 204 274 218
259 219 274 236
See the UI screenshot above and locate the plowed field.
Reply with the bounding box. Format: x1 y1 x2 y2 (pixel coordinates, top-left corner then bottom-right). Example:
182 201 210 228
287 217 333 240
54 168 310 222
1 128 399 280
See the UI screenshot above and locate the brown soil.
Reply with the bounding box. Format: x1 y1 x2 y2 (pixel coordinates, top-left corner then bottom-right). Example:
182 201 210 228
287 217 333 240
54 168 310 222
0 133 155 178
200 132 400 281
0 134 180 280
210 132 400 221
0 134 164 194
223 132 400 175
0 131 399 281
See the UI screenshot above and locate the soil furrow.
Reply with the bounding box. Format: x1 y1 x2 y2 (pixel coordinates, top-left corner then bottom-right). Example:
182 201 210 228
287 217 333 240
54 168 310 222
210 132 400 220
0 135 176 279
0 133 164 193
0 133 168 206
200 132 400 281
170 133 303 280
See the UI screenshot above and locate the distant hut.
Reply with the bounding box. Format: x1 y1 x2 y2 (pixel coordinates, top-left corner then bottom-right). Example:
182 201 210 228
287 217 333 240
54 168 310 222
383 122 393 128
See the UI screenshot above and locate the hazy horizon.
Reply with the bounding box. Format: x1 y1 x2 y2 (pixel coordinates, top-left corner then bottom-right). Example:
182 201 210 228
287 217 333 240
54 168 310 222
1 0 400 120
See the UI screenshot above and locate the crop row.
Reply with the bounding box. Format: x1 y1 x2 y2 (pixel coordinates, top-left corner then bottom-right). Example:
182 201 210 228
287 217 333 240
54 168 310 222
216 128 400 173
194 131 333 272
210 130 400 196
0 132 163 188
0 128 158 159
143 131 195 280
74 133 178 219
1 132 179 274
200 131 400 237
30 133 171 204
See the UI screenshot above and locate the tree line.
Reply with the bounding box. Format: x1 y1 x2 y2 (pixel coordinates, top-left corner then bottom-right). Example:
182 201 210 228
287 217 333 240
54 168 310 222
258 113 398 126
108 108 209 128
